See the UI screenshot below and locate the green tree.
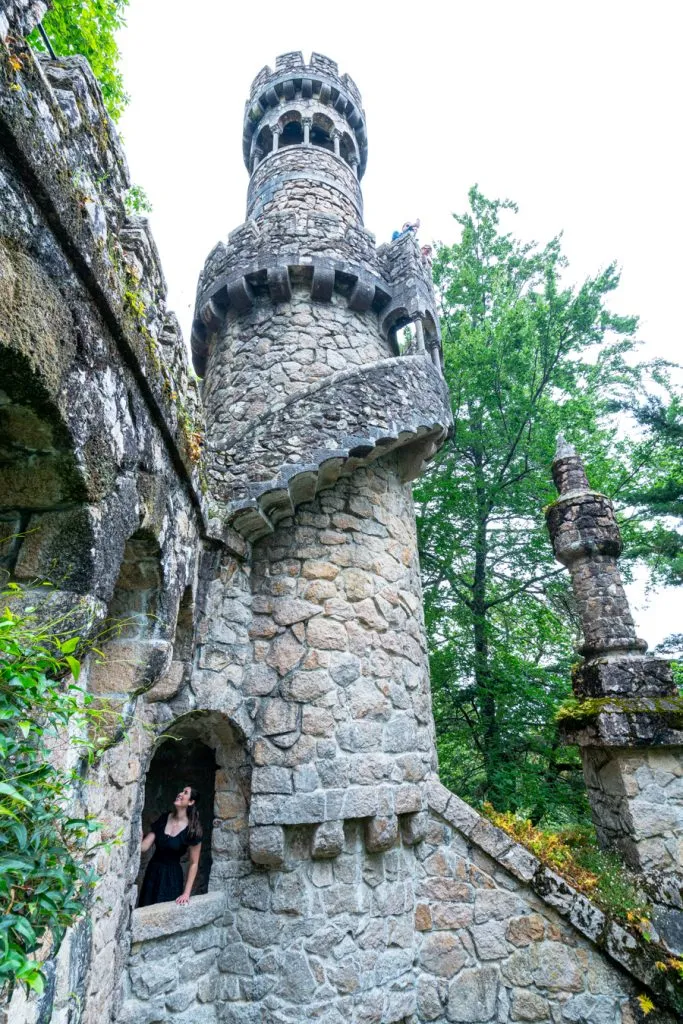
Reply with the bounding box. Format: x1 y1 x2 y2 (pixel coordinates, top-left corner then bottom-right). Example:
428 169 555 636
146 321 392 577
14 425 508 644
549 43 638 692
618 391 683 587
29 0 129 121
415 186 647 822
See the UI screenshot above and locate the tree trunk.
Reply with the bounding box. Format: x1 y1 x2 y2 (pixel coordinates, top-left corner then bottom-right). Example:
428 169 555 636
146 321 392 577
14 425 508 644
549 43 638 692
471 446 503 805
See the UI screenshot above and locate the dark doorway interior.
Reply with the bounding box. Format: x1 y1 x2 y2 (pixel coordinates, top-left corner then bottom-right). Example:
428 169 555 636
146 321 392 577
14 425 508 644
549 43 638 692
137 737 216 901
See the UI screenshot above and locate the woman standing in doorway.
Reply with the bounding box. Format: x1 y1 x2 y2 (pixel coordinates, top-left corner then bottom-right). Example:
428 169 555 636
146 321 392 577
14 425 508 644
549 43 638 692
138 786 202 906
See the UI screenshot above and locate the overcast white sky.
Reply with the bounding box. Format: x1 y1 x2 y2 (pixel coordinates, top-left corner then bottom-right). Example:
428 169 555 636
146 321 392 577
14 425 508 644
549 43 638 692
117 0 681 644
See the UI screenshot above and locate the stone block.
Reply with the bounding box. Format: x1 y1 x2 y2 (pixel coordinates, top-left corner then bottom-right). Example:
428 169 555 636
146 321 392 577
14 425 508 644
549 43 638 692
252 766 293 794
276 951 316 1003
471 920 509 959
401 810 428 846
418 932 467 978
248 825 285 867
131 892 226 943
365 814 398 853
165 984 196 1012
307 617 348 650
88 639 173 696
510 988 549 1021
341 786 379 818
531 942 583 992
130 959 177 999
258 698 299 736
447 965 499 1022
312 819 345 859
144 660 185 703
394 783 422 814
272 597 322 625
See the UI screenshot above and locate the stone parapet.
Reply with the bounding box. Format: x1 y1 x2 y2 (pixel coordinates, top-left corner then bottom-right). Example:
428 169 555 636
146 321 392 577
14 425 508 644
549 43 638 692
192 217 439 378
205 356 451 539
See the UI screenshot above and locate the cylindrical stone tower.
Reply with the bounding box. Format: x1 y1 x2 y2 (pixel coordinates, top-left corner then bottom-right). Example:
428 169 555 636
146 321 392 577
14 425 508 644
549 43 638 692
193 53 452 865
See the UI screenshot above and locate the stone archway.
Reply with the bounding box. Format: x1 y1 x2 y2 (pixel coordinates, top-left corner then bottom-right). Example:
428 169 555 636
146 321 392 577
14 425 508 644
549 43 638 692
137 735 217 898
139 711 251 896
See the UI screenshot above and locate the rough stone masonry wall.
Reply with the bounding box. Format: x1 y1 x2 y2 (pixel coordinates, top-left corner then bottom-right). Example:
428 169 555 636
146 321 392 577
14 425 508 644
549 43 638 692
115 807 662 1024
247 147 363 225
0 22 206 1024
581 747 683 882
203 292 390 440
247 456 437 823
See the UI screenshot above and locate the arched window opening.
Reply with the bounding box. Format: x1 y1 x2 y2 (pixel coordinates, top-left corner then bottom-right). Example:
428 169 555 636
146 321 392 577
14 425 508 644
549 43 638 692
137 736 216 901
173 585 194 663
255 125 272 161
395 323 415 354
136 712 250 906
310 124 334 153
280 120 303 148
108 531 162 640
339 132 356 167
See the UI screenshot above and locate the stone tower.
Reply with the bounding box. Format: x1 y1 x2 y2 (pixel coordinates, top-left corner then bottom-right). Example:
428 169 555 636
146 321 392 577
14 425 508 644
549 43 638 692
190 51 453 865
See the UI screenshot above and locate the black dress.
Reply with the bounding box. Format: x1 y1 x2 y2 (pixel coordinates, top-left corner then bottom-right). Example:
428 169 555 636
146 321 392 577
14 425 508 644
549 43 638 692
138 813 201 907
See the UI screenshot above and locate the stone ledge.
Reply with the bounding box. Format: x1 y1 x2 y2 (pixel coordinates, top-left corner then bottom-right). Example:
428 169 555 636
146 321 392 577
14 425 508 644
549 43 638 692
425 780 683 1015
131 891 226 944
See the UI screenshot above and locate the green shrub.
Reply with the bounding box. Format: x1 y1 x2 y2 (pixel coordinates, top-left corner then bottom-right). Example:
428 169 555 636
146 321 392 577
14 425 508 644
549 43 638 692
0 584 111 997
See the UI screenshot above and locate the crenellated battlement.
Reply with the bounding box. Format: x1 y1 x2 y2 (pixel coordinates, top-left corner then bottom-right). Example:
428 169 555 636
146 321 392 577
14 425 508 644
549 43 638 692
243 51 367 178
192 212 440 377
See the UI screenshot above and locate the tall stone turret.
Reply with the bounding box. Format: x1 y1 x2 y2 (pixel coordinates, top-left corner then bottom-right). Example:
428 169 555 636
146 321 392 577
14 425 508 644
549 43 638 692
547 437 683 944
192 52 452 864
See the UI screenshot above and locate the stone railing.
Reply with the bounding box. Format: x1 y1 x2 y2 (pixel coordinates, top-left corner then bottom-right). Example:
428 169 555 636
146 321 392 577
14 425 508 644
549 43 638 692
116 892 227 1023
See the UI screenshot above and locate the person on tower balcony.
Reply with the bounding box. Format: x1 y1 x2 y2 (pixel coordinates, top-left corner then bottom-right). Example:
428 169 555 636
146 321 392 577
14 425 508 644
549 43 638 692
391 219 421 241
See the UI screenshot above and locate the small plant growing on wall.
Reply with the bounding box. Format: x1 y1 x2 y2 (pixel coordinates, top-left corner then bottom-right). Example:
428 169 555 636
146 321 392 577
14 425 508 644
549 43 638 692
0 583 113 999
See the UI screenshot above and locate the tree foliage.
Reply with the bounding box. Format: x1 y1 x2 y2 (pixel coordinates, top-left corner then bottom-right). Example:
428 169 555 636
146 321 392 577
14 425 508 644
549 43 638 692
29 0 129 121
0 586 108 998
415 186 659 824
618 391 683 587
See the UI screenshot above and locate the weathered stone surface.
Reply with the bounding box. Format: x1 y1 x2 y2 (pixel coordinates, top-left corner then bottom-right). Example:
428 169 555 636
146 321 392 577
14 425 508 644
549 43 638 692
447 965 499 1021
365 814 399 853
311 820 345 859
131 893 226 943
248 825 285 867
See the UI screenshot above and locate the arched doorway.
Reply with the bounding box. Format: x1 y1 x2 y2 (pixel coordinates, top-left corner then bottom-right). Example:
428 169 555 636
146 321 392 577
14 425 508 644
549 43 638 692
136 711 251 903
137 735 216 897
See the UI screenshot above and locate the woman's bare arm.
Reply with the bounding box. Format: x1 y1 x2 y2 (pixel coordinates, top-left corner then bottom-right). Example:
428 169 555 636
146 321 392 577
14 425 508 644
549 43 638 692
140 831 156 854
176 843 201 905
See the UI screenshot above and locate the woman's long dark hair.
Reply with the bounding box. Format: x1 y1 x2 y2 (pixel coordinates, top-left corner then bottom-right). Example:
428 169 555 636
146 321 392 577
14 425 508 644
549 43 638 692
186 788 203 841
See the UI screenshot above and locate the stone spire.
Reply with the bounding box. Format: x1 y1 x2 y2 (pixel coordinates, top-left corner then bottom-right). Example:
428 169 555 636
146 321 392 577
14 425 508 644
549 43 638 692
547 436 644 661
546 437 683 947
